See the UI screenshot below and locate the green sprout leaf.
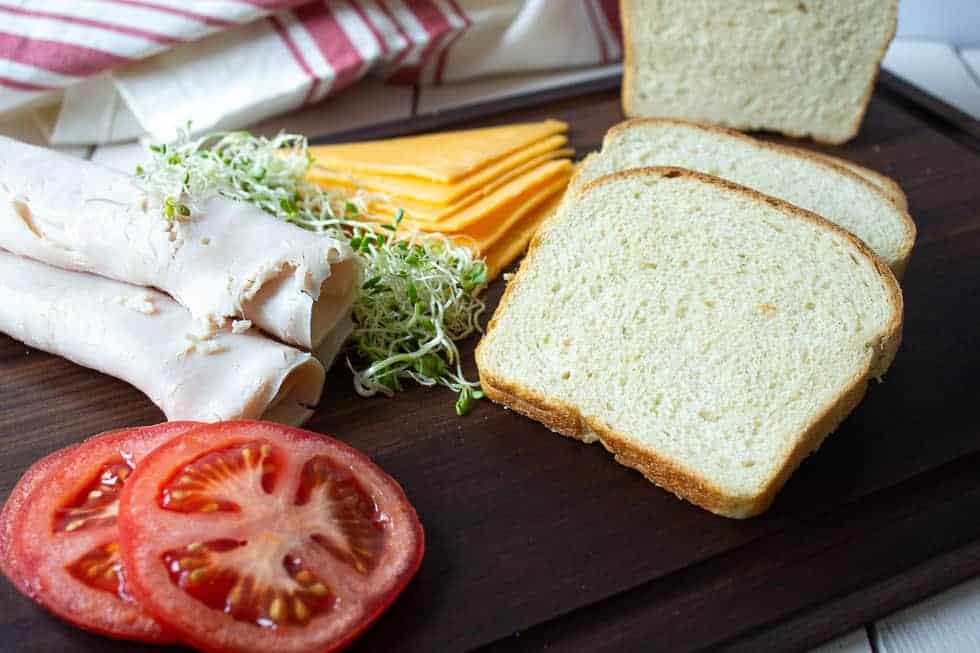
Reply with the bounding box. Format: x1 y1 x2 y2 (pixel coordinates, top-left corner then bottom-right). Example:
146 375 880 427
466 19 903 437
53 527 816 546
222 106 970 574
136 125 486 412
456 386 481 416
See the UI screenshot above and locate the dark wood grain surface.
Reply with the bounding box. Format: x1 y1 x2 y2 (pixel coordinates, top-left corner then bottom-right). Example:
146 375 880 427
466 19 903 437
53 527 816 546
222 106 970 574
2 78 979 653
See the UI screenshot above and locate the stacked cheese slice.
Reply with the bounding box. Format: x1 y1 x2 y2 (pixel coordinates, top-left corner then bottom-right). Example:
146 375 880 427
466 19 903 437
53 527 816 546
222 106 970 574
308 120 574 280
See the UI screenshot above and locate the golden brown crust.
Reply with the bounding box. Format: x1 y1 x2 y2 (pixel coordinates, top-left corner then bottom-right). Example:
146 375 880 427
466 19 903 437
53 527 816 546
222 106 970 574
481 368 873 518
619 0 899 145
592 119 908 211
840 0 899 144
619 0 637 118
476 166 904 519
591 117 915 278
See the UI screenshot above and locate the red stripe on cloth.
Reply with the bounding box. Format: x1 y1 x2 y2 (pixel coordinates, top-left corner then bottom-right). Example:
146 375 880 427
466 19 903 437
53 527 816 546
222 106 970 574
0 32 131 76
387 0 450 85
0 76 57 92
267 15 318 105
375 0 414 73
101 0 237 28
294 2 364 95
350 0 387 55
583 0 609 64
434 0 469 84
233 0 315 9
597 0 622 44
0 5 182 46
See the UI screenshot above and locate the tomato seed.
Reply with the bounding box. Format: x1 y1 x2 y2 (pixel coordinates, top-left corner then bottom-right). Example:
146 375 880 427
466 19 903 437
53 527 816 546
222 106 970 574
295 569 313 585
189 568 208 583
309 583 328 597
227 582 244 606
293 598 309 622
269 597 286 623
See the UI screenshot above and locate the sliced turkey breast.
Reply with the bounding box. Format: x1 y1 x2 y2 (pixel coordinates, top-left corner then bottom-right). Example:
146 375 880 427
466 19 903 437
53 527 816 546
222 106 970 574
0 251 328 425
0 136 357 352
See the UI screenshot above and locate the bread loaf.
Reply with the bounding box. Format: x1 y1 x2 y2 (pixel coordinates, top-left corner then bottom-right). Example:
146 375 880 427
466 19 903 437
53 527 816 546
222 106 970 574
574 119 915 277
621 0 898 144
476 167 903 518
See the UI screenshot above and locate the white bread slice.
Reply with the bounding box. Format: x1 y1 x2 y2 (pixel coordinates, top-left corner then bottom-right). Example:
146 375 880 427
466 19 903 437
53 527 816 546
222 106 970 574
574 119 915 277
476 167 903 518
808 151 908 210
621 0 898 144
581 143 908 212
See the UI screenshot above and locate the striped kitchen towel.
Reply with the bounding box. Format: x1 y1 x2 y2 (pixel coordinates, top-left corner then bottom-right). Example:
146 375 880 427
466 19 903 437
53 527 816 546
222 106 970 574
0 0 621 145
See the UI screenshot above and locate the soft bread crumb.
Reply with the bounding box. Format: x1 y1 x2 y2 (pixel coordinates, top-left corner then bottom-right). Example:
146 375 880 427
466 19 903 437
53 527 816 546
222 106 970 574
116 293 157 315
574 119 914 277
181 332 229 356
232 319 252 334
621 0 898 144
476 168 902 518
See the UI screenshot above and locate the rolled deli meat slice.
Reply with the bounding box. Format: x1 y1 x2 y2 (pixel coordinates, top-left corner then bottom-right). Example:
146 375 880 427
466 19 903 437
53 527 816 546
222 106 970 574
0 251 327 426
0 136 357 351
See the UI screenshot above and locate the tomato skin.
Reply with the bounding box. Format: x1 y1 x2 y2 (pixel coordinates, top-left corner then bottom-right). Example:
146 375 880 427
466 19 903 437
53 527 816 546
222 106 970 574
2 422 199 643
119 420 425 653
0 446 63 596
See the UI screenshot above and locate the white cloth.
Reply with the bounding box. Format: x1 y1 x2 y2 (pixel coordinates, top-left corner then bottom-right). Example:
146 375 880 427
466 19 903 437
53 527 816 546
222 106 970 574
0 0 622 145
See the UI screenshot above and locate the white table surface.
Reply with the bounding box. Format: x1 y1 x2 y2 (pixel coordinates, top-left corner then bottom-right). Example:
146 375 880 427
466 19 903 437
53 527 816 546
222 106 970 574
1 33 978 653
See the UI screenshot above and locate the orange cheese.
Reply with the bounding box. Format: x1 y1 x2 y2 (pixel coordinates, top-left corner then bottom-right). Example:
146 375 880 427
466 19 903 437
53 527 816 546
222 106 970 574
307 120 567 183
364 148 574 222
354 159 571 234
483 192 564 281
385 159 572 233
309 134 568 205
451 175 569 253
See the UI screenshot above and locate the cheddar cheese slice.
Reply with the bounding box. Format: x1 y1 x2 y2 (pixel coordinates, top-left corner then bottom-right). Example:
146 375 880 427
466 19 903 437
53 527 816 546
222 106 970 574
483 192 564 281
452 174 570 253
382 159 573 233
309 134 569 204
308 119 566 183
365 148 574 222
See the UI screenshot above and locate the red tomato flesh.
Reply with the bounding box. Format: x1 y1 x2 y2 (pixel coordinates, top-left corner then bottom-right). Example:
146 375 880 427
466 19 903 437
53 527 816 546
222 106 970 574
1 422 199 642
119 421 424 653
0 446 61 594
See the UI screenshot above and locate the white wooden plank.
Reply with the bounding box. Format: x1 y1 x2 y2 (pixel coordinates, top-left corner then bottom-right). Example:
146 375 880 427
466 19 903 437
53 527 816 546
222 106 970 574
896 0 980 48
882 39 980 120
960 48 980 85
89 141 147 173
250 78 413 139
810 629 873 653
874 576 980 653
416 64 622 115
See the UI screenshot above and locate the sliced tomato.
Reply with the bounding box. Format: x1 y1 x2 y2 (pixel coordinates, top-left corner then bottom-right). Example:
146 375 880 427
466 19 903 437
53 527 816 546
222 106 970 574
0 444 63 594
118 420 424 653
2 421 199 643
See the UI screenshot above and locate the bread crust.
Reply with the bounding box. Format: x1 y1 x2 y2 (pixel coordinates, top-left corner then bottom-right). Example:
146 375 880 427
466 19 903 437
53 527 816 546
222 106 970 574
619 0 899 145
589 117 916 278
476 166 904 519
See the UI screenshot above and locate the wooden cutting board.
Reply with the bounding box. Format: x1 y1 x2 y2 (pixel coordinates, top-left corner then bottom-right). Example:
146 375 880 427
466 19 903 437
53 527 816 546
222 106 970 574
1 72 979 652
